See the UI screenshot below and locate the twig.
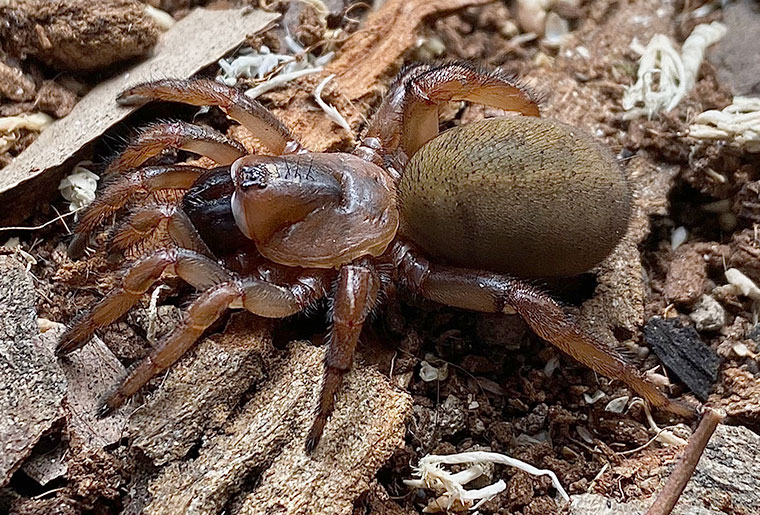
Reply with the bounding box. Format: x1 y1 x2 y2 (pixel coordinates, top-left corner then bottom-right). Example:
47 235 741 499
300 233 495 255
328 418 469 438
645 408 725 515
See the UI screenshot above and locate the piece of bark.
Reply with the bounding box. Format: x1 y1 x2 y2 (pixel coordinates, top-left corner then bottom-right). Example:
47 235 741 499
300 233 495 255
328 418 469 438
0 254 67 487
20 441 68 487
58 333 128 449
0 0 159 72
663 246 708 305
580 158 680 341
145 341 412 515
263 0 492 152
643 317 720 401
0 7 279 227
129 315 274 466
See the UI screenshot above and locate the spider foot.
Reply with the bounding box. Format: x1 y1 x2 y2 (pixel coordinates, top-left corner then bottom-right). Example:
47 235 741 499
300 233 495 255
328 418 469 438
305 415 328 453
95 396 117 418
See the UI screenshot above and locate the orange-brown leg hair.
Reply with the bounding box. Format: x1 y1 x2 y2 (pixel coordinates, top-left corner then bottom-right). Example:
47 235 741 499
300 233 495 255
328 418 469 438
57 248 234 355
76 165 206 236
69 165 208 258
118 78 302 155
105 121 246 176
108 202 211 257
365 61 541 160
97 271 328 416
306 260 380 452
394 243 695 418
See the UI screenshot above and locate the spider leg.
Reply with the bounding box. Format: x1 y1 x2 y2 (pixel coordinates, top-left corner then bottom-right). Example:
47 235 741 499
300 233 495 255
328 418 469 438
366 61 541 159
105 121 246 175
69 165 209 258
76 164 206 235
393 243 695 418
118 78 302 155
57 248 232 355
306 260 380 452
108 202 210 257
99 271 329 415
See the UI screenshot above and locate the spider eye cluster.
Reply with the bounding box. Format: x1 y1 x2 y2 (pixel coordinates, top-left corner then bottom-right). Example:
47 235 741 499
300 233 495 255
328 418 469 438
240 164 274 190
232 158 280 191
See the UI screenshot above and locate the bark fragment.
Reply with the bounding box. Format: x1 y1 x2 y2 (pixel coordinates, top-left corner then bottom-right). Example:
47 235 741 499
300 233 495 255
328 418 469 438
146 341 412 515
129 316 274 465
0 254 67 487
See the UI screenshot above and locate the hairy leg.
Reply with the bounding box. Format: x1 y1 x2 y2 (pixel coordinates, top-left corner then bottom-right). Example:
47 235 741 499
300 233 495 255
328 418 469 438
75 165 207 235
365 61 541 160
99 270 328 415
394 243 695 418
118 78 302 155
105 121 246 175
57 248 233 354
108 202 211 257
306 260 380 451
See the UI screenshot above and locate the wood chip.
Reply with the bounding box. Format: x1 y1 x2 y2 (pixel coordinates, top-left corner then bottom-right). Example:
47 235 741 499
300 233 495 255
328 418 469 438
0 254 66 487
0 7 279 226
145 341 412 515
59 334 128 449
129 315 274 466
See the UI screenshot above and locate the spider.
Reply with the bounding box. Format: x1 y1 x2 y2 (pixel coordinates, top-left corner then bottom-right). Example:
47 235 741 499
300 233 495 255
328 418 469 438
57 61 693 451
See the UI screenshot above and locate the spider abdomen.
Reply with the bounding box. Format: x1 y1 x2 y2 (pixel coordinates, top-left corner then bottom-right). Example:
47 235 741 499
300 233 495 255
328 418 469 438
398 116 632 278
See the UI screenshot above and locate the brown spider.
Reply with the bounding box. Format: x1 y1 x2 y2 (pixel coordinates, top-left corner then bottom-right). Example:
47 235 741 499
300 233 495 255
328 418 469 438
57 62 693 451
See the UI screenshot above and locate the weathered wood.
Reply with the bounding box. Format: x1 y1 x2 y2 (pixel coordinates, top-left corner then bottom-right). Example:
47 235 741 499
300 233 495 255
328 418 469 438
0 7 279 226
146 341 412 515
0 254 67 486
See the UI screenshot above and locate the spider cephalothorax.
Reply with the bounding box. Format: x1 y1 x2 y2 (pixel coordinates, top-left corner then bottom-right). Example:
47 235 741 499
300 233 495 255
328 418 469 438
58 62 693 451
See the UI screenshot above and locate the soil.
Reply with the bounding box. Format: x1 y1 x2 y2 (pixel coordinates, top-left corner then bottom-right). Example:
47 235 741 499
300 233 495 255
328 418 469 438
1 0 760 514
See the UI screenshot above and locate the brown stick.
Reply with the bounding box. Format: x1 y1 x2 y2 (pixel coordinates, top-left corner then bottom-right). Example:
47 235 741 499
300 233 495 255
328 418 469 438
645 408 725 515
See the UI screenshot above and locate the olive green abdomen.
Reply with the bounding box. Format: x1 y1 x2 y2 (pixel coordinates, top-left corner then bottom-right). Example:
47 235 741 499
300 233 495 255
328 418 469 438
398 117 631 278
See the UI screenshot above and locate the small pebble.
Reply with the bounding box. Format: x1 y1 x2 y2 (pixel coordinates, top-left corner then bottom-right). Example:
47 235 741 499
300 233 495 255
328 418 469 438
689 294 726 331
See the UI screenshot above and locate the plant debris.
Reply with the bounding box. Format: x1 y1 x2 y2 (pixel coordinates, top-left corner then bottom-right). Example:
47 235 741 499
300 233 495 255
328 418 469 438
0 7 279 227
643 317 720 401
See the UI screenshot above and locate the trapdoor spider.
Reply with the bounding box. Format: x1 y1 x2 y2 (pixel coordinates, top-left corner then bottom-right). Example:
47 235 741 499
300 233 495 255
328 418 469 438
58 62 692 451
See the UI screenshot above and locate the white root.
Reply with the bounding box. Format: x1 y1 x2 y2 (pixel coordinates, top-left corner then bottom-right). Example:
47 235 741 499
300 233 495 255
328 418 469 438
629 398 689 446
419 353 449 382
404 451 569 512
244 68 324 99
689 96 760 153
671 226 688 250
217 45 334 100
143 5 175 31
622 21 726 119
0 112 54 153
724 268 760 302
147 284 168 345
313 74 352 134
